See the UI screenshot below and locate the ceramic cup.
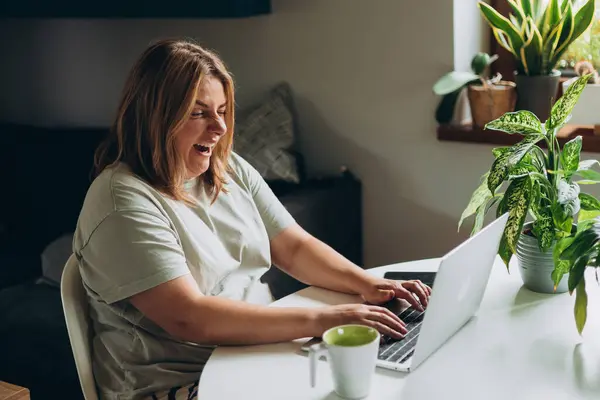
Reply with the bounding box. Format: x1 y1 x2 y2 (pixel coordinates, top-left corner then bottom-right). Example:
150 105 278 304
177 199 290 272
309 324 380 399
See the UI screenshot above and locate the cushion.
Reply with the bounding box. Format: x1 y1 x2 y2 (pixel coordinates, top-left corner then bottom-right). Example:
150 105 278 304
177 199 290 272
234 82 303 183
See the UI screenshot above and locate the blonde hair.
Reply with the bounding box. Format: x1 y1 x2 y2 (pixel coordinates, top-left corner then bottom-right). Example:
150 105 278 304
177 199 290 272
94 38 235 203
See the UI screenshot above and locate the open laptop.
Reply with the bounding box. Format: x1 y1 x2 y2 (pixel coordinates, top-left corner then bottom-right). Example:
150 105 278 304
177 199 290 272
301 213 508 373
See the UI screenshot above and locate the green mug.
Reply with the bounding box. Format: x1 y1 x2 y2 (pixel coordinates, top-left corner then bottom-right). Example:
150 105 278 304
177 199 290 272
309 324 380 399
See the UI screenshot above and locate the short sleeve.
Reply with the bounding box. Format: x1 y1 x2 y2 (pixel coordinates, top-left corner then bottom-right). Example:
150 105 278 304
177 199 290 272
233 154 296 239
78 208 192 304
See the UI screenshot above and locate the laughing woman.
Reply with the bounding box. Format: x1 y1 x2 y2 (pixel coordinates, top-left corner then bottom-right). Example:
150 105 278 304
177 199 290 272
73 38 431 400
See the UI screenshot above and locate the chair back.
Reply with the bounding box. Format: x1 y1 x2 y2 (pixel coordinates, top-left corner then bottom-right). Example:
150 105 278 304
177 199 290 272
61 254 99 400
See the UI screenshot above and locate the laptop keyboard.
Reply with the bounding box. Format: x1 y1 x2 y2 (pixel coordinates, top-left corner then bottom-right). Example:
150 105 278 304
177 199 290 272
378 307 425 364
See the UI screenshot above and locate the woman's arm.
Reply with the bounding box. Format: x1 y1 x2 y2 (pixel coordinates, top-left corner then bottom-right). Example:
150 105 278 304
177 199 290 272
129 274 408 345
270 223 430 309
269 223 375 296
129 274 318 345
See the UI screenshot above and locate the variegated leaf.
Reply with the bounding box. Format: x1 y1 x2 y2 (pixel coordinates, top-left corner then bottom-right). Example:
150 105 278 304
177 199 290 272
560 136 582 179
492 147 511 158
471 196 502 236
574 278 588 335
533 212 555 251
458 172 492 231
487 134 544 193
498 231 513 269
547 74 592 130
504 176 534 253
579 193 600 211
557 179 581 216
484 110 543 135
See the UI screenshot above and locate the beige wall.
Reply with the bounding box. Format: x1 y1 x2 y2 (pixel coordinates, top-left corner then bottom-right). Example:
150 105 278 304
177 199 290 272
0 0 537 268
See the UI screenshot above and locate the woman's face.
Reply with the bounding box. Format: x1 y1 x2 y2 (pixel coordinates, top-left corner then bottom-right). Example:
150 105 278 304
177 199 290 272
176 75 227 180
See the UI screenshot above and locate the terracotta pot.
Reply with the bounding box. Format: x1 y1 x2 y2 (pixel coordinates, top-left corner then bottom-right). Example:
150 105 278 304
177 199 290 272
467 80 517 128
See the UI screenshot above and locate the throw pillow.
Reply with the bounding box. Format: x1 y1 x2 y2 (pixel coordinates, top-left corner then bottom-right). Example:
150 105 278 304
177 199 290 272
234 82 303 183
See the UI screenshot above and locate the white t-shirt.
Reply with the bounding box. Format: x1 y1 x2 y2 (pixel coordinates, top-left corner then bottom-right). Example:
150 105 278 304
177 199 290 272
73 152 296 400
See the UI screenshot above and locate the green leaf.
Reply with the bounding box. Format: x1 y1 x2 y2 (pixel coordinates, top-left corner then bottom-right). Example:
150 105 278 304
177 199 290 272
533 213 555 251
471 195 502 236
560 136 582 179
539 0 561 39
508 0 526 26
433 71 480 95
578 209 600 222
520 17 543 75
547 74 592 131
552 236 575 289
492 147 511 158
570 0 596 47
479 2 524 54
575 169 600 183
487 134 544 193
458 172 492 231
504 176 534 253
498 231 513 269
553 1 575 62
568 254 589 294
484 110 543 135
574 277 588 335
579 193 600 211
496 194 508 218
521 0 534 18
560 229 599 263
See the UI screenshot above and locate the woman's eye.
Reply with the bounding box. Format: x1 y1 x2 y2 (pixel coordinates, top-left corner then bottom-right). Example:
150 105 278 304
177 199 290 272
191 111 203 118
218 111 227 116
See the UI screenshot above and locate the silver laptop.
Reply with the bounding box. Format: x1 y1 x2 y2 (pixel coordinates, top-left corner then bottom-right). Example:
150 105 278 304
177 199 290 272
301 213 508 373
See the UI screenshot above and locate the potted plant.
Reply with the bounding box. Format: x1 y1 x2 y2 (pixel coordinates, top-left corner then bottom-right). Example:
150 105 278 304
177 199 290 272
478 0 596 121
433 52 517 128
458 74 600 319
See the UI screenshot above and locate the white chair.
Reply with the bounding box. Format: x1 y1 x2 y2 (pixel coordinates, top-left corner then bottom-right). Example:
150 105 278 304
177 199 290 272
61 254 99 400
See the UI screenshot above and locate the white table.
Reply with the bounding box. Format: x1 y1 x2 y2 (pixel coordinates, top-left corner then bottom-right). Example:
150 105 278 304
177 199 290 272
198 257 600 399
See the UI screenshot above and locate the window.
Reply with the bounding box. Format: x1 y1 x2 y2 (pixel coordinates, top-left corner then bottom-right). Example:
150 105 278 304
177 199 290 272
557 0 600 70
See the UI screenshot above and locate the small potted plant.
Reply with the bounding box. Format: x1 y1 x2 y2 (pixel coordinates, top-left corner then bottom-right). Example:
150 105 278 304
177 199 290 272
459 73 600 334
478 0 596 121
433 52 517 128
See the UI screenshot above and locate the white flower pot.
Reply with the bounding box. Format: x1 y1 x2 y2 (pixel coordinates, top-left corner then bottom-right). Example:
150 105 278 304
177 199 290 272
562 77 600 126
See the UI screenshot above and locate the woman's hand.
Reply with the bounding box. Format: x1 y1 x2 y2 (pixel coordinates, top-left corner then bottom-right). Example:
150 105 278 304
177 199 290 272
314 304 408 339
360 278 432 311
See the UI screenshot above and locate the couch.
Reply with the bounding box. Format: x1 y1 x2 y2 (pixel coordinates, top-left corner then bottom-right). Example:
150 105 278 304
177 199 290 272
0 121 362 399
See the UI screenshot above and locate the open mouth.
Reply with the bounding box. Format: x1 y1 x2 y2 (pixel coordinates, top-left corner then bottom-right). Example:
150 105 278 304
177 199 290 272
193 144 211 155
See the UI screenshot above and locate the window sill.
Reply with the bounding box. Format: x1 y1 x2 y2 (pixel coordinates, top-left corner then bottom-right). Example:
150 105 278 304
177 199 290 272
437 123 600 153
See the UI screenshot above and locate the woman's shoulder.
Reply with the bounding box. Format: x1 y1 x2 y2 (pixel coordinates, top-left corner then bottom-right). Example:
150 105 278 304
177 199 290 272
227 151 262 183
84 163 163 215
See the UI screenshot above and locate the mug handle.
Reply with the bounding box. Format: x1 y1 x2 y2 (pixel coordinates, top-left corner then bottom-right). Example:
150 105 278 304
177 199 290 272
308 342 327 387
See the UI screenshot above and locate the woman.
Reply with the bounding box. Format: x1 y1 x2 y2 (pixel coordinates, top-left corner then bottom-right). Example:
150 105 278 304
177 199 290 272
73 38 431 400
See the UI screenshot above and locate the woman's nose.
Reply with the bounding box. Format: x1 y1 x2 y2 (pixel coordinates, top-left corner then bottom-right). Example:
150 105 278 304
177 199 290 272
209 116 227 136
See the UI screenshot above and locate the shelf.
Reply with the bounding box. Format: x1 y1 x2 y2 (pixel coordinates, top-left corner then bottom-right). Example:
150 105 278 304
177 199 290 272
437 123 600 153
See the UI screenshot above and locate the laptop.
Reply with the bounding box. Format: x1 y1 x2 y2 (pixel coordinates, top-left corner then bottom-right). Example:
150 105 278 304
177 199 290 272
301 213 508 373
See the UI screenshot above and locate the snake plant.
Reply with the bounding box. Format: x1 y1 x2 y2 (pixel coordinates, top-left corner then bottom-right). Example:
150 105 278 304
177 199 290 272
478 0 596 76
459 73 599 334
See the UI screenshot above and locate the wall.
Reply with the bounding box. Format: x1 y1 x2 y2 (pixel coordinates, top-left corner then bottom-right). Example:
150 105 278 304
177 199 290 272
0 1 511 268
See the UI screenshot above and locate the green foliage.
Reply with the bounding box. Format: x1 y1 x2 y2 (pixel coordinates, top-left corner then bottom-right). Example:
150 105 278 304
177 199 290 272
478 0 596 76
432 53 499 96
459 74 599 334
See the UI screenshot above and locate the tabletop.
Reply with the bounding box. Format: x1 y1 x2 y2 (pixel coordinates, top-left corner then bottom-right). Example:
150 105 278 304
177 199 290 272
198 257 600 399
